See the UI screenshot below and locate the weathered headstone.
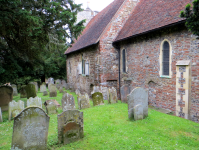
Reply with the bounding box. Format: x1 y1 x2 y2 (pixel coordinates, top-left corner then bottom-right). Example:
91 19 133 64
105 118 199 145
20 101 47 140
40 83 47 92
45 101 57 114
43 91 48 96
61 93 76 111
48 77 54 84
56 79 62 89
48 83 52 91
108 87 118 104
9 100 24 120
92 92 104 106
78 93 90 109
0 86 13 111
49 85 57 97
61 80 67 89
20 85 27 98
11 84 18 96
121 85 131 103
0 107 3 122
11 107 50 150
127 87 148 120
25 84 37 99
75 89 80 95
27 97 42 108
57 110 83 144
102 87 109 100
29 82 38 93
44 99 61 108
59 87 64 93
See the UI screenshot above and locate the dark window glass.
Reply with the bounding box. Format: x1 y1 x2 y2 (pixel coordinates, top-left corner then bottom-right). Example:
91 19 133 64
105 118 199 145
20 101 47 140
162 41 170 75
122 49 126 72
82 59 85 74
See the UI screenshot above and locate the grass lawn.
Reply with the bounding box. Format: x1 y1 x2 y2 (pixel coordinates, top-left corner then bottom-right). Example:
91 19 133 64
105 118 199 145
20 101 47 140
0 89 199 150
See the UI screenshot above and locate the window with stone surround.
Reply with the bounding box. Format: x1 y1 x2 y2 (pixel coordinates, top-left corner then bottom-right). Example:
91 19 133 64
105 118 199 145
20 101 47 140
69 61 71 74
122 49 126 73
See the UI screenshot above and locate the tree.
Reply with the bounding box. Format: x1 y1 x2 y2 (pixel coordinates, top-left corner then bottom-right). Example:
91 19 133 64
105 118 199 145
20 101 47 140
180 0 199 37
0 0 85 84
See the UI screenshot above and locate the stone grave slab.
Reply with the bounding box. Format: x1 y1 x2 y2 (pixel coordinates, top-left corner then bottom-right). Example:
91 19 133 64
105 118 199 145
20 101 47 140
49 85 57 97
27 97 42 108
44 99 61 108
29 82 38 93
20 85 27 98
48 77 54 84
25 84 37 99
127 87 148 120
11 107 50 150
78 93 90 109
61 93 76 111
0 86 13 111
121 85 131 103
45 101 57 114
11 84 18 96
92 92 104 106
108 87 118 104
57 110 83 144
0 107 2 122
9 100 24 120
59 87 64 93
40 83 47 92
43 91 48 96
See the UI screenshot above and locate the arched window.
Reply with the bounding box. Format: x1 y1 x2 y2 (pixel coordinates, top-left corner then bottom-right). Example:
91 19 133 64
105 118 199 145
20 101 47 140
122 49 126 73
162 41 170 75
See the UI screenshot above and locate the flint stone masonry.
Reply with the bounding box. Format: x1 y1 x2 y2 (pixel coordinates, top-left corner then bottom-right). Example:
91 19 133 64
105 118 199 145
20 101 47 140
11 107 50 150
9 100 24 120
78 93 90 109
108 87 118 104
20 85 27 98
57 110 83 144
0 86 13 111
11 84 18 96
49 85 57 97
121 85 131 103
40 83 47 92
25 84 37 99
92 92 104 106
62 93 76 111
27 97 42 108
128 87 148 120
0 107 2 122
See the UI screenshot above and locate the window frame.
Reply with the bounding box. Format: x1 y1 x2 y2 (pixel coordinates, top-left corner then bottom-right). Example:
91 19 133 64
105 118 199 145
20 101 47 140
122 49 127 73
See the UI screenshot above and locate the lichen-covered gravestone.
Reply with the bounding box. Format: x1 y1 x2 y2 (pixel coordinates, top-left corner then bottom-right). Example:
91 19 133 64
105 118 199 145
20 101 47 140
43 91 48 96
29 82 38 93
78 93 90 109
11 84 18 96
45 101 57 114
59 87 64 93
92 92 104 106
0 86 13 111
127 87 148 120
27 97 42 108
20 85 27 98
108 87 118 104
25 84 37 99
11 107 50 150
61 93 76 111
44 100 61 108
121 85 131 103
57 110 83 144
0 107 3 122
40 83 47 92
49 85 57 97
9 100 24 120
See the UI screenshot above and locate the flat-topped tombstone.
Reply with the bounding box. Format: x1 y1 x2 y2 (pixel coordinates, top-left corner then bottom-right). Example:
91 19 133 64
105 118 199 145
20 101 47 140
43 91 48 96
78 94 90 109
11 107 50 150
92 92 104 106
61 93 76 111
0 86 13 111
9 100 24 120
108 87 118 104
20 85 27 98
45 101 57 114
0 107 2 122
27 97 42 108
25 84 37 99
29 82 38 93
49 85 57 97
127 87 148 120
121 85 131 103
40 83 47 92
11 84 18 96
57 110 83 144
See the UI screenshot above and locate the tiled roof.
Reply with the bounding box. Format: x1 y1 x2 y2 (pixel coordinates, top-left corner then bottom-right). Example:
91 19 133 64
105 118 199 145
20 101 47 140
114 0 192 43
65 0 125 55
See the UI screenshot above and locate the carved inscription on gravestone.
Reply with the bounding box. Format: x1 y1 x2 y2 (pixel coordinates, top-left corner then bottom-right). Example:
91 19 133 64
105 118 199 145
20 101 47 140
11 107 50 150
61 93 76 111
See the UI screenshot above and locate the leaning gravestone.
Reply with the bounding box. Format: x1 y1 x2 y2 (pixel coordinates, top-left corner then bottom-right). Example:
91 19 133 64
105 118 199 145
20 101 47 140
25 84 37 99
49 85 57 97
45 101 57 114
11 84 18 96
0 86 13 111
92 92 104 106
20 85 27 98
0 107 3 122
9 100 24 120
121 85 131 103
57 110 83 144
78 93 90 109
127 87 148 120
40 83 47 92
11 107 50 150
61 93 76 111
27 97 42 108
108 87 118 104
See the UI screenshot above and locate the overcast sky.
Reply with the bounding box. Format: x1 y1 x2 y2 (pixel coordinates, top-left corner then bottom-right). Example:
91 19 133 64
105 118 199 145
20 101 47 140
74 0 114 12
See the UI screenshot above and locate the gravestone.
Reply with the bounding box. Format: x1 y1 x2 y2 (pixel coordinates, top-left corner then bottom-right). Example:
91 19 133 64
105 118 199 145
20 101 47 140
57 110 83 144
48 83 52 91
11 84 18 96
49 85 57 97
9 100 24 120
102 87 109 100
44 99 61 108
11 107 50 150
27 97 42 108
40 83 47 92
78 93 90 109
127 87 148 120
61 80 67 89
92 92 104 106
0 107 2 122
121 85 131 103
59 87 64 93
108 87 118 104
0 86 13 111
29 82 38 93
43 91 48 96
56 79 62 89
45 101 57 114
61 93 76 111
134 104 143 120
20 85 27 98
75 89 80 95
25 84 37 99
48 77 54 84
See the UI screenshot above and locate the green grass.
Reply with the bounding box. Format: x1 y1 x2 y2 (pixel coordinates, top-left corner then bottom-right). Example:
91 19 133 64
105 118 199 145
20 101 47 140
0 89 199 150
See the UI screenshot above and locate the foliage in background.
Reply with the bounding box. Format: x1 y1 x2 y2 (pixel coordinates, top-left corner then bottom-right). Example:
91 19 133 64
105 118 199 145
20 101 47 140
0 0 85 84
180 0 199 37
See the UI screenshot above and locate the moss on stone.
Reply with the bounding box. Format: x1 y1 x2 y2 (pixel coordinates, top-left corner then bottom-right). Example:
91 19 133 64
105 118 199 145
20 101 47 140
25 84 37 99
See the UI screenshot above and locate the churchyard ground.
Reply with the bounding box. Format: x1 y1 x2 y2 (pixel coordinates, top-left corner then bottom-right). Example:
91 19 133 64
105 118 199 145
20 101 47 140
0 89 199 149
